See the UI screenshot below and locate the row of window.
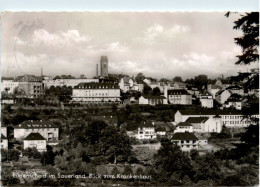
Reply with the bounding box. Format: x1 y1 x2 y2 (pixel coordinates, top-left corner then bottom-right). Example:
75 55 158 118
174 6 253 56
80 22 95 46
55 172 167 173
26 128 57 131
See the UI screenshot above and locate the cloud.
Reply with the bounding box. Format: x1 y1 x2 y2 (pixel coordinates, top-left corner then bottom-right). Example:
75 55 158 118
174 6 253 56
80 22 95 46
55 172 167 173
141 24 190 42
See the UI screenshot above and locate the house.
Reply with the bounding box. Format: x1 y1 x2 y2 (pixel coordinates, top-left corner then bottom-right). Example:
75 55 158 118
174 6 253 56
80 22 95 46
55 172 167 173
207 84 222 99
224 94 242 110
1 125 7 137
215 90 231 104
173 82 187 90
199 91 214 108
135 122 156 140
171 132 199 151
1 134 8 149
139 95 167 105
226 85 244 96
119 76 134 93
185 116 222 133
174 122 193 133
72 82 121 103
155 126 167 136
14 120 59 141
167 89 192 105
23 132 47 152
174 110 258 128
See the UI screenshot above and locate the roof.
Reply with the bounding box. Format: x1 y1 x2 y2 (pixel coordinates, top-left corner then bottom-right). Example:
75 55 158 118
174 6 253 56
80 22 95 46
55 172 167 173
216 89 231 96
1 134 7 139
14 120 59 129
172 132 198 141
168 89 190 95
201 90 212 96
177 109 250 116
176 122 193 127
74 82 119 89
210 85 222 89
24 132 46 141
141 95 166 99
139 121 154 128
226 85 242 90
15 75 42 82
185 117 209 123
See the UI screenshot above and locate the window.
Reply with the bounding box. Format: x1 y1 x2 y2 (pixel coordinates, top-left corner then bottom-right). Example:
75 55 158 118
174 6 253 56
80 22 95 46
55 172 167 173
186 140 190 143
181 140 184 144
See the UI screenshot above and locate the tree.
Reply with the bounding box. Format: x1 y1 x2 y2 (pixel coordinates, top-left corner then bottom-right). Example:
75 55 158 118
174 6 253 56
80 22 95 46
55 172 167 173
41 146 56 165
23 147 41 159
193 74 208 90
143 83 152 95
135 73 145 83
173 76 183 82
152 87 161 96
226 12 259 65
240 124 259 148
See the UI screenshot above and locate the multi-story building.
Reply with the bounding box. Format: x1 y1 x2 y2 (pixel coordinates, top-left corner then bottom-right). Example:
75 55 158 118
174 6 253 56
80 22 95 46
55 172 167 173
100 56 108 77
174 122 193 133
135 122 156 140
171 132 199 152
119 77 144 93
199 91 214 108
1 134 8 149
1 80 19 94
23 132 47 152
175 110 258 128
14 120 59 141
215 90 231 104
167 90 192 105
72 82 120 103
43 79 99 89
139 95 167 105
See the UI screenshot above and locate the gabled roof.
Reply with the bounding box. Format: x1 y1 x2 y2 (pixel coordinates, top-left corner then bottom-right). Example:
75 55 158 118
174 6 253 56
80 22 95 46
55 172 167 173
14 120 59 129
139 121 154 128
24 132 46 141
176 122 193 127
185 117 209 124
15 75 42 82
1 134 7 139
172 132 198 141
201 90 212 96
141 95 166 99
168 89 190 95
216 89 231 96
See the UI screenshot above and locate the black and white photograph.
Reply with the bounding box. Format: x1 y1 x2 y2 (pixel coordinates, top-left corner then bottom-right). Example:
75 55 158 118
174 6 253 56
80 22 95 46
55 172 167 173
0 10 259 186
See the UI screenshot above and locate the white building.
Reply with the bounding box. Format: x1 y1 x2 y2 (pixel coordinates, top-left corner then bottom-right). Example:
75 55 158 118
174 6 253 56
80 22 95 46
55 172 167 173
1 134 8 149
167 90 192 105
139 95 167 105
171 132 199 152
14 120 59 141
174 122 193 133
207 84 222 99
215 90 231 104
135 122 156 140
1 80 19 94
175 110 258 128
185 116 222 133
23 132 47 152
72 82 120 103
199 91 214 108
43 79 99 89
119 77 144 93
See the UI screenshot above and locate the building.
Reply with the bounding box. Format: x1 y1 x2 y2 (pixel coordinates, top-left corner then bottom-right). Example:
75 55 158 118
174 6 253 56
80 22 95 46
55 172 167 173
171 132 199 151
215 90 231 104
43 79 99 89
1 80 20 94
224 98 242 110
14 120 59 141
185 116 222 133
23 132 47 152
100 56 108 77
1 125 7 137
207 84 222 99
199 91 214 108
167 89 192 105
119 76 144 93
135 122 156 140
72 82 120 103
174 122 193 133
226 85 244 96
175 110 258 128
1 134 8 149
172 82 187 90
139 95 167 105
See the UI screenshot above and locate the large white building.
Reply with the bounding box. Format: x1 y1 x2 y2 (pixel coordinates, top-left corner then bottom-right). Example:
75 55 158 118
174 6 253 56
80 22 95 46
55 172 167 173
43 79 99 89
72 82 120 103
167 90 192 105
139 95 167 105
175 110 258 128
199 91 214 108
14 120 59 141
119 77 144 93
215 90 232 104
171 132 199 152
1 80 19 94
135 122 156 140
174 122 193 133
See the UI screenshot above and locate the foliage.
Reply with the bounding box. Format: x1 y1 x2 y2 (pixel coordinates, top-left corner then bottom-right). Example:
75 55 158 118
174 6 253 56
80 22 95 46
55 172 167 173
1 172 20 186
1 149 20 161
240 124 259 147
143 83 152 95
152 87 161 96
41 145 56 166
23 147 42 159
173 76 183 82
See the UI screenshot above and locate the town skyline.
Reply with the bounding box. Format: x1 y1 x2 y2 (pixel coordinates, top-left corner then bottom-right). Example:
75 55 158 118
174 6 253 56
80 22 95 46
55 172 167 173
1 12 258 79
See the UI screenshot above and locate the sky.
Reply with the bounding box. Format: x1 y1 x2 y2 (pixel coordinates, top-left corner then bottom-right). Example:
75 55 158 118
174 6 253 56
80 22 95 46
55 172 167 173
1 11 258 80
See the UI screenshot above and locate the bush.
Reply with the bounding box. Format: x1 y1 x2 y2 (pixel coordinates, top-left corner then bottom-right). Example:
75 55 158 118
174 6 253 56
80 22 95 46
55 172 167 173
23 147 42 159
